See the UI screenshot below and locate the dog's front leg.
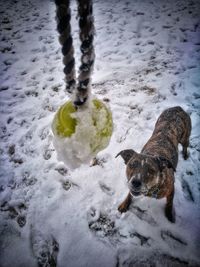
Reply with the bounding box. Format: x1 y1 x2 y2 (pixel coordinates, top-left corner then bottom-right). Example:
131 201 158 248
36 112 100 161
165 185 175 223
118 192 132 213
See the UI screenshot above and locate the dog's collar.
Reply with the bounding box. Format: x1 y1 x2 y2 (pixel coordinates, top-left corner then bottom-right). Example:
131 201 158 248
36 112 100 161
147 186 160 199
131 185 161 199
146 172 164 199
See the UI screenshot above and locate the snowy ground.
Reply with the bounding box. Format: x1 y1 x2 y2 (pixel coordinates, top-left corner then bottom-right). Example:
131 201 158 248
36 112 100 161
0 0 200 266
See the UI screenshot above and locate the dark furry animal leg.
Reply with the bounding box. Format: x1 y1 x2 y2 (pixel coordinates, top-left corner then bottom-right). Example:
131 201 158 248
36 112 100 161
182 140 189 160
118 193 132 213
165 186 175 223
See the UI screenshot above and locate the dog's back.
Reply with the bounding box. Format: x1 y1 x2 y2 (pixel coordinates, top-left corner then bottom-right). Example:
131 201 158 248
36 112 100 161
142 106 191 169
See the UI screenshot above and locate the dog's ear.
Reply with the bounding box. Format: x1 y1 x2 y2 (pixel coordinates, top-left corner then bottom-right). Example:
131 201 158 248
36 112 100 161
155 157 176 172
115 149 137 164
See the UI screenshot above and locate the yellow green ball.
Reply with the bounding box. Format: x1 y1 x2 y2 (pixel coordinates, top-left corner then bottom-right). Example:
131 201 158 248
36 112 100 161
52 98 113 157
52 100 77 138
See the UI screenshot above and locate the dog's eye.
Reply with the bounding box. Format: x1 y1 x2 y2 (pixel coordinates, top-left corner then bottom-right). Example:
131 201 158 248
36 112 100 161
148 169 155 175
129 161 140 168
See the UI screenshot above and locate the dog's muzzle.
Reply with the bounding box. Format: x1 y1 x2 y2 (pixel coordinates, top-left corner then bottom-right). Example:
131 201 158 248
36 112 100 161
128 177 147 197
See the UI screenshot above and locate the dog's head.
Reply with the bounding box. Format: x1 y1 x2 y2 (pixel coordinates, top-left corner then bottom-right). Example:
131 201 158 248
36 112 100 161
116 149 175 197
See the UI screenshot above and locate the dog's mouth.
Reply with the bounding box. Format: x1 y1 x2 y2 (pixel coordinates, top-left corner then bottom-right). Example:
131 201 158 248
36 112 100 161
128 184 148 197
129 188 148 197
130 190 142 197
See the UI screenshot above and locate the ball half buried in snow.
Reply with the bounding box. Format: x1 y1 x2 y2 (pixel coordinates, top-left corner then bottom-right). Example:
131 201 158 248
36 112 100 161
52 99 113 168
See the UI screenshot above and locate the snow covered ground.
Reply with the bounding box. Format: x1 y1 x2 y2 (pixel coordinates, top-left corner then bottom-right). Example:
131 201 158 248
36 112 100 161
0 0 200 266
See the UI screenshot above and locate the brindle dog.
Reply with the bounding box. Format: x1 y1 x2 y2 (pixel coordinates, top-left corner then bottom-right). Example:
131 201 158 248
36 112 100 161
116 106 191 223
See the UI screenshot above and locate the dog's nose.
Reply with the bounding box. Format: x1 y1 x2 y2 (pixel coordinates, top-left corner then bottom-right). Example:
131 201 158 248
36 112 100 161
132 179 142 189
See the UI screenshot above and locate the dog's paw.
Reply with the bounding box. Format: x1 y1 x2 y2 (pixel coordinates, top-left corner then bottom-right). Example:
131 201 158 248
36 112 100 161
167 214 175 223
118 203 128 213
183 152 189 160
165 207 176 223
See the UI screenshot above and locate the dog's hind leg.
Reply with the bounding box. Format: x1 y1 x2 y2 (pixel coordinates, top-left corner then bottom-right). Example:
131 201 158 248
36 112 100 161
182 140 189 160
181 134 190 160
181 114 191 160
165 185 175 223
118 193 132 213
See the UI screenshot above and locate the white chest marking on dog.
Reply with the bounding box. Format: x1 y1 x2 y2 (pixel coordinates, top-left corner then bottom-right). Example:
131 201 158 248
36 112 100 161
156 173 160 184
128 173 141 186
130 192 143 199
129 176 135 184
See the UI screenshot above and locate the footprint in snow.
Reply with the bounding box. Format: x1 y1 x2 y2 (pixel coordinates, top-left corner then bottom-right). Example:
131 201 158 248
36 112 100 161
170 83 178 96
131 206 158 226
55 166 68 176
99 181 114 196
22 170 37 186
43 148 54 160
31 56 39 63
161 230 187 249
17 215 26 228
88 208 152 247
119 251 190 267
55 166 80 191
1 202 27 228
8 144 24 165
90 154 110 167
62 179 79 191
89 212 118 238
62 180 72 191
25 89 39 97
30 229 59 267
0 86 9 92
181 177 194 202
39 126 50 141
129 231 151 247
